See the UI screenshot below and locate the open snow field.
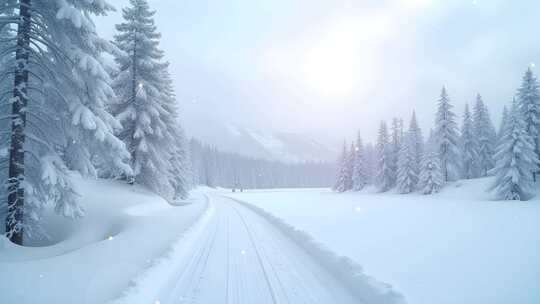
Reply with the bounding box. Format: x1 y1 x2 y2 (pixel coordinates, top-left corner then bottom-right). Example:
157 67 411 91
227 178 540 304
2 176 538 304
0 179 400 304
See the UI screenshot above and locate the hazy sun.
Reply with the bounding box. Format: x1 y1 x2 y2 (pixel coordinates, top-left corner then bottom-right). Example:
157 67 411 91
302 16 391 98
400 0 432 8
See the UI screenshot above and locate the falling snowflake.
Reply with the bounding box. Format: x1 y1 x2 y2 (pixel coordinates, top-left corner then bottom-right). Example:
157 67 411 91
241 250 246 255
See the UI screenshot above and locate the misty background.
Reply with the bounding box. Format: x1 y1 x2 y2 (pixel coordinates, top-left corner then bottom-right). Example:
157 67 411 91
96 0 540 161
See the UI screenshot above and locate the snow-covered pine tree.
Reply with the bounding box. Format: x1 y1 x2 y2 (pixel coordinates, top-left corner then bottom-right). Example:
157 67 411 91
389 117 403 185
352 132 367 191
0 0 16 232
160 69 192 200
473 94 496 177
396 112 423 193
434 86 460 182
460 103 478 179
419 131 444 194
346 142 356 191
408 111 424 174
364 142 376 185
0 0 132 244
498 106 509 139
516 67 540 180
490 99 539 200
334 142 351 192
170 125 193 200
112 0 180 199
376 121 394 191
396 131 418 194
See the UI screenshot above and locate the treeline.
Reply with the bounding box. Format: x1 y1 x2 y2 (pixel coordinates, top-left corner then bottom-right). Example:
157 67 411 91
190 139 335 189
0 0 191 245
335 67 540 201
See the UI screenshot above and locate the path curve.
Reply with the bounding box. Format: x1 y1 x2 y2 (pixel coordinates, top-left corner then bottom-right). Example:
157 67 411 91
165 195 362 304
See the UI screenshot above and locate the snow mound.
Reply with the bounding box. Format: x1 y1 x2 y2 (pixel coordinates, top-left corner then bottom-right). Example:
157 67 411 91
225 196 406 304
124 203 173 216
0 177 208 304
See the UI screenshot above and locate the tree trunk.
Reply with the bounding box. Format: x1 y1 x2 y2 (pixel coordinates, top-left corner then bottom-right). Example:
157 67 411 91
6 0 31 245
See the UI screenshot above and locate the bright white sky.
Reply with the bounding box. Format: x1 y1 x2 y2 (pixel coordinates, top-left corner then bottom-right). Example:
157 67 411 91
97 0 540 146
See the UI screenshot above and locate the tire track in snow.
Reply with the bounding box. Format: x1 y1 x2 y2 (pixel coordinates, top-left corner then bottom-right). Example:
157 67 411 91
164 195 403 304
248 213 317 304
228 201 295 304
225 195 405 304
172 210 220 304
228 203 282 304
184 221 219 303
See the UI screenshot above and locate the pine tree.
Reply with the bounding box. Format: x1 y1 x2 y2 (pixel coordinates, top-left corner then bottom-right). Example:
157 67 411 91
0 0 16 240
0 0 15 155
170 125 193 200
161 69 192 200
473 94 496 177
434 86 460 182
419 132 444 194
490 99 539 200
352 132 367 191
376 121 394 191
0 0 131 244
396 131 418 193
364 143 377 185
460 104 478 179
389 117 403 185
396 113 423 193
346 142 356 191
112 0 180 199
334 142 351 192
408 111 424 174
516 67 540 180
498 106 509 139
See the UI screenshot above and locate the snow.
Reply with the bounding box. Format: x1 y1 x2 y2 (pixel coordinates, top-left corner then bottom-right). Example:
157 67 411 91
163 195 400 304
228 196 403 304
0 179 402 304
109 200 215 304
226 177 540 304
3 176 537 304
0 177 207 304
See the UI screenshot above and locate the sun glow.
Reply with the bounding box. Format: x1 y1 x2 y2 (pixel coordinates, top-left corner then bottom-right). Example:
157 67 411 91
400 0 432 8
301 15 392 98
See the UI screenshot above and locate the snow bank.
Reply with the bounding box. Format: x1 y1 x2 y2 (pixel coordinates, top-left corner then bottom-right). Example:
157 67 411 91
0 177 208 304
226 196 406 304
108 196 214 304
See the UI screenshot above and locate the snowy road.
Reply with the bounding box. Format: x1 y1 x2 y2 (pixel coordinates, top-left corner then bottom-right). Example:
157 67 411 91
164 195 359 304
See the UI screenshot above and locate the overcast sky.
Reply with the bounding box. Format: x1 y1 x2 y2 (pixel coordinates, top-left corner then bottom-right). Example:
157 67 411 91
96 0 540 145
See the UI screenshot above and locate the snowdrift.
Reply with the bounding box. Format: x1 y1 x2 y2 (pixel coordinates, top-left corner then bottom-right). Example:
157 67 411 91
0 177 208 304
108 196 214 304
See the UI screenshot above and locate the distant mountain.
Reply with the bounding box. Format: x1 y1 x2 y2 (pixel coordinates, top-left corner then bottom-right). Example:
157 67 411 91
189 124 337 163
